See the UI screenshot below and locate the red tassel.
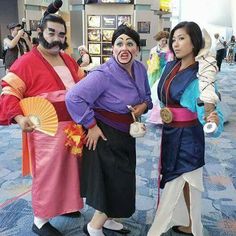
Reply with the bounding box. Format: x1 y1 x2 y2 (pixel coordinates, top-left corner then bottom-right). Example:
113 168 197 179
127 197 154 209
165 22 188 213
64 122 86 156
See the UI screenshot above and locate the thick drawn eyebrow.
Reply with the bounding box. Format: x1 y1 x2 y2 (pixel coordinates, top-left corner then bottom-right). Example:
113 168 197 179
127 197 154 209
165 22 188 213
116 37 132 41
48 27 66 36
48 28 55 32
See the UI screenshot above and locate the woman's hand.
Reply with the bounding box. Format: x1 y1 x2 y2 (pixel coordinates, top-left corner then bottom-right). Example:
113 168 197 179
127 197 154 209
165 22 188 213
14 115 36 132
206 111 219 126
129 102 147 119
86 124 107 151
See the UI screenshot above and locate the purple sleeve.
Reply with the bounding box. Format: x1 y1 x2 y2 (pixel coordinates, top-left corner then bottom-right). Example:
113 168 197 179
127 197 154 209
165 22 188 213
65 71 108 128
143 70 153 110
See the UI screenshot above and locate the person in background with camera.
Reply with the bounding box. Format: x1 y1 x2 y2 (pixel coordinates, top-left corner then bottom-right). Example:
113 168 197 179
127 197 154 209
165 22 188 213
0 1 85 235
3 22 32 72
66 23 153 236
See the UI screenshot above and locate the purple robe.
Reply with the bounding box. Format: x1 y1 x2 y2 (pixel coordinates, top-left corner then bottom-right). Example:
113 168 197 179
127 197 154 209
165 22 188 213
66 56 152 217
66 56 152 129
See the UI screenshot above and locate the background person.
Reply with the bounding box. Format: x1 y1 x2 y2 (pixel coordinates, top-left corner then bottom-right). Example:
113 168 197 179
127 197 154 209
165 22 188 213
3 22 32 72
147 21 224 236
147 30 173 89
66 23 153 236
214 33 225 71
227 35 236 65
0 10 85 236
77 45 92 67
146 30 173 125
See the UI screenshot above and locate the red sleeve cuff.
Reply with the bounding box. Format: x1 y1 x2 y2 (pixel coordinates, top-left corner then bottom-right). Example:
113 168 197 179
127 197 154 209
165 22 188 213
88 120 97 129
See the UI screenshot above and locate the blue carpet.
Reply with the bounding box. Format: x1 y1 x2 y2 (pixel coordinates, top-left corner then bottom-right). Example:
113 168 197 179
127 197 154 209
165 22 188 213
0 62 236 235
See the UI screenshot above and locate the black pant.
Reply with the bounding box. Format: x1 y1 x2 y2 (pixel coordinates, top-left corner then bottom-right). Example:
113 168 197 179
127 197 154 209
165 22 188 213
216 48 225 71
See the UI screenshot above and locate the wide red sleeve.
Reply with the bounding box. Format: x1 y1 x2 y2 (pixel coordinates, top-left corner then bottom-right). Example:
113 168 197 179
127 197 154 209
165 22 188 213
0 81 23 125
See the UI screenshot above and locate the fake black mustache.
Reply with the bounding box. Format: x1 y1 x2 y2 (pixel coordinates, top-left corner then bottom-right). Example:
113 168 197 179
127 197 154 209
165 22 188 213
117 50 132 64
38 33 68 50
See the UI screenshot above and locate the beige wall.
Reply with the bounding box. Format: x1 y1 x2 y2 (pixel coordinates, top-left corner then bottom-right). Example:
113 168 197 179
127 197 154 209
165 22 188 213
16 0 172 66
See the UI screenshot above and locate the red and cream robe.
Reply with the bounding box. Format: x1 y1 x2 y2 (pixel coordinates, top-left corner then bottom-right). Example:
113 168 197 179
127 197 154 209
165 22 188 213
0 47 85 218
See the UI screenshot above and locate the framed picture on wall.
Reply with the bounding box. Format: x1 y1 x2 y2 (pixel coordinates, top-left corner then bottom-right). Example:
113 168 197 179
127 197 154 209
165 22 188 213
102 43 112 55
117 15 131 26
88 43 101 55
102 29 114 42
88 15 101 28
91 56 101 66
88 29 101 42
137 21 150 34
29 20 40 31
102 15 116 28
102 56 111 63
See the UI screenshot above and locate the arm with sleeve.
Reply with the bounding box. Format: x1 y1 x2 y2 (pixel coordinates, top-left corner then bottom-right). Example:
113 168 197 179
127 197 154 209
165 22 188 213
65 71 109 128
180 79 224 137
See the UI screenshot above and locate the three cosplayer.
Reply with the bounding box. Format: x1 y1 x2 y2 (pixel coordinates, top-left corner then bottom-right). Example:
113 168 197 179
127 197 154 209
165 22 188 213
0 3 222 234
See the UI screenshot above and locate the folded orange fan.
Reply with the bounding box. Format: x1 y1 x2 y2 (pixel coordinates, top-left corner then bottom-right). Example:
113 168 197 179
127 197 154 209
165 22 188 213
19 97 58 136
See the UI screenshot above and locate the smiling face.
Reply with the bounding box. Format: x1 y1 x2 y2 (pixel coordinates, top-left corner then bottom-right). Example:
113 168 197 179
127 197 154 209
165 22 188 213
172 28 194 60
112 34 139 66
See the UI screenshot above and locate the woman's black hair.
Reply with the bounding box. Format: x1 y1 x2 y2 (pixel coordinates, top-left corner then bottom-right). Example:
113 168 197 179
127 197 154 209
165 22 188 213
112 23 140 50
169 21 203 57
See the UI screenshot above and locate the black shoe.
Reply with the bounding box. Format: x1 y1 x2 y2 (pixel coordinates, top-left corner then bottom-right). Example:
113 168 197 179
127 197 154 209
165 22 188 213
61 211 81 218
103 226 131 234
83 224 89 235
32 222 63 236
172 226 193 235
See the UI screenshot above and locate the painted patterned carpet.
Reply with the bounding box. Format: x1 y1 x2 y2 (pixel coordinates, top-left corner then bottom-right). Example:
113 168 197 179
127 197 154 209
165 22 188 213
0 62 235 236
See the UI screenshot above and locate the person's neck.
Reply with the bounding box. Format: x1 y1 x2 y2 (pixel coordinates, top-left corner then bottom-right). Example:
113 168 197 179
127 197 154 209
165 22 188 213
121 63 133 77
158 43 168 52
37 45 59 58
179 56 195 71
37 45 64 67
159 44 166 49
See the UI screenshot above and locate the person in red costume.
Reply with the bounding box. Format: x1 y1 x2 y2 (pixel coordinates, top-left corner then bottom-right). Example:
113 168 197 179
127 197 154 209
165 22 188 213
0 12 85 236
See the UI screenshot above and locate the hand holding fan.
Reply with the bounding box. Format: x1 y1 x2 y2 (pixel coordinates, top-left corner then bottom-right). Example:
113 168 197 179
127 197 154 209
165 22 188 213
19 97 58 136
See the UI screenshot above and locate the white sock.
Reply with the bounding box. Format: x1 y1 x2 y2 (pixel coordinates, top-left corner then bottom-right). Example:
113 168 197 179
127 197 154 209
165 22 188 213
34 216 48 229
103 219 123 230
87 223 105 236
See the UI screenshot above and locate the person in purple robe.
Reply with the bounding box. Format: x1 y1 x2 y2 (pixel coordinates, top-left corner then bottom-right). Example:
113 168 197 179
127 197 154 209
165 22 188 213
66 23 153 236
